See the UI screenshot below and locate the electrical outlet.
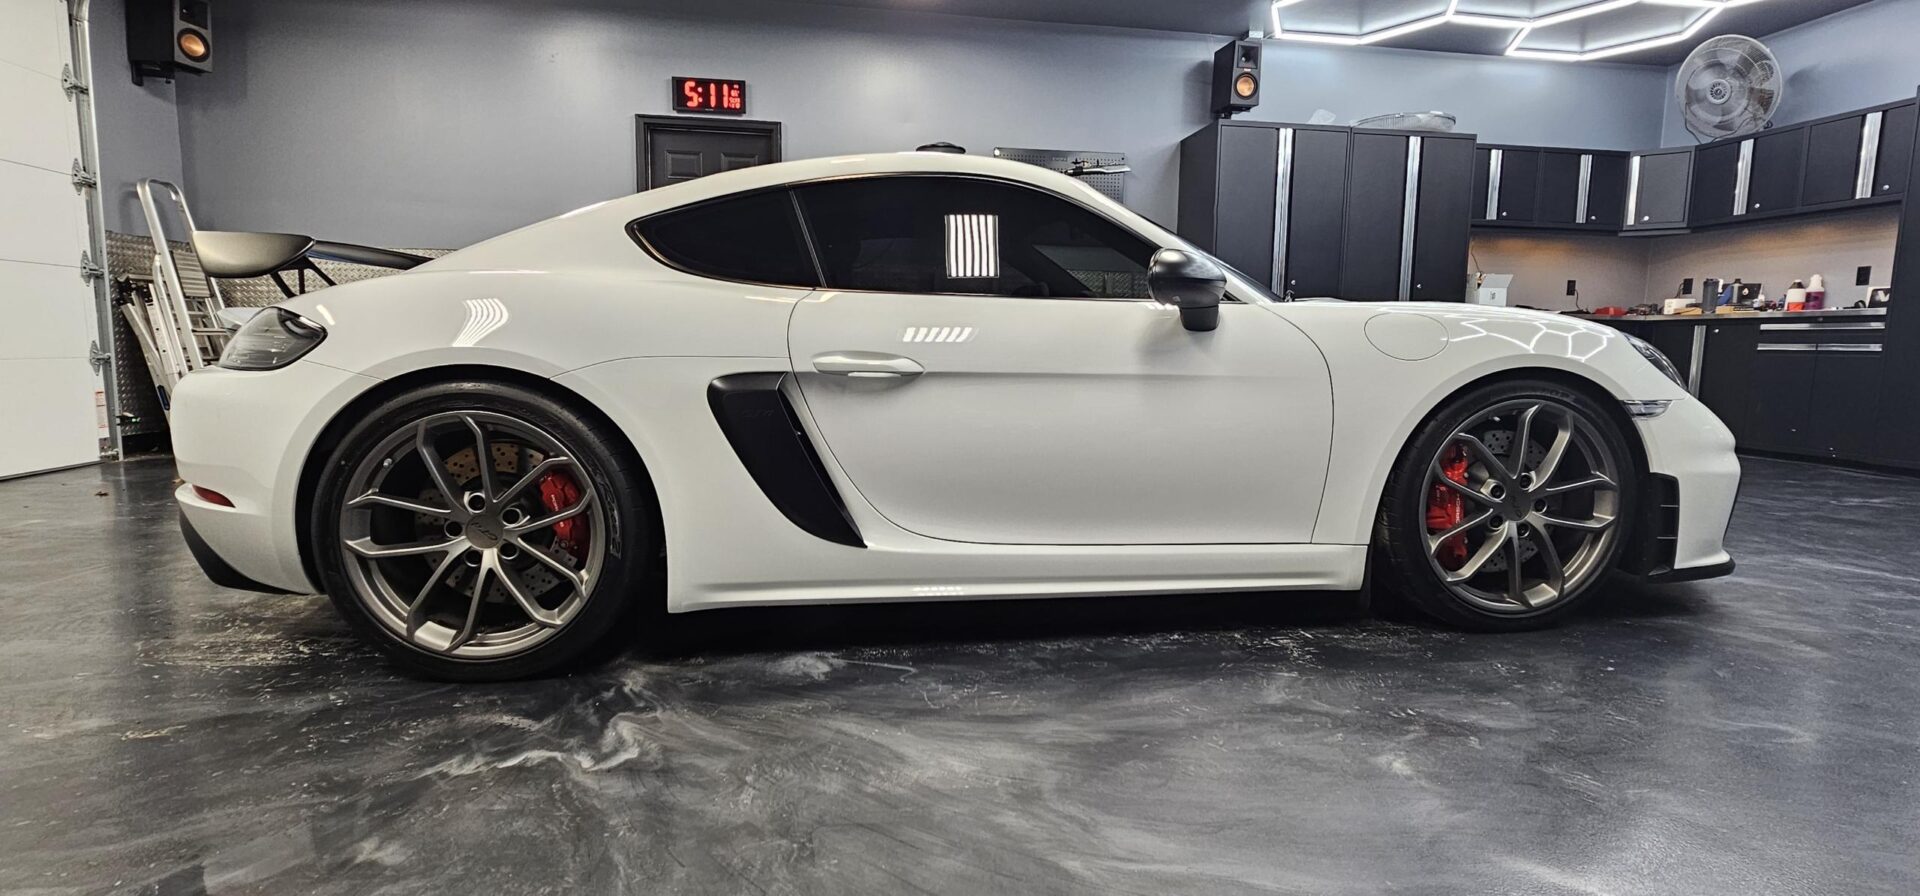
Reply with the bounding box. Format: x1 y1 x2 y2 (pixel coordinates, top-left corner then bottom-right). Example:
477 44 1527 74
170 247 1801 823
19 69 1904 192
1857 265 1872 286
1682 277 1693 295
1566 279 1578 296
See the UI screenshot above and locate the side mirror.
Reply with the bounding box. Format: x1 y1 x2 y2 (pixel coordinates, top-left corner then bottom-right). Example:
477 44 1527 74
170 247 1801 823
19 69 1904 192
1147 248 1225 332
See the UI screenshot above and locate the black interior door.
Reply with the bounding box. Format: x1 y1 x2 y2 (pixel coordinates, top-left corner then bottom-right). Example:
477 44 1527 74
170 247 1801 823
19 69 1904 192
1697 323 1757 444
1211 125 1280 286
1632 150 1692 227
1806 351 1885 460
1410 136 1473 301
1586 154 1629 227
1284 127 1349 298
1494 149 1539 223
1689 141 1741 224
1874 103 1916 199
638 117 781 190
1535 151 1582 225
1744 347 1817 454
1745 128 1806 215
1340 133 1408 300
1803 115 1864 207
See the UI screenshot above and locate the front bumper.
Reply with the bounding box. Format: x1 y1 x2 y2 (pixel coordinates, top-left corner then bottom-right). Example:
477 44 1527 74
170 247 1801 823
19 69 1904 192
1628 397 1741 579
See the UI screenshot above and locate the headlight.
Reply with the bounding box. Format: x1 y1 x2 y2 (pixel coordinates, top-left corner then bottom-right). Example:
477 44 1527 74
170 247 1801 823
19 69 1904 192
1625 334 1684 387
218 307 326 370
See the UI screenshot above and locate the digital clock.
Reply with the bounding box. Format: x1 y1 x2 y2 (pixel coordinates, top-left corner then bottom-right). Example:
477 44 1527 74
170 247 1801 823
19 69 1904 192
672 77 747 115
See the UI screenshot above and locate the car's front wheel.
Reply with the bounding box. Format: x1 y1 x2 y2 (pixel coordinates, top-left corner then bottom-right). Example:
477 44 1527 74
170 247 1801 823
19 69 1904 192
311 381 653 680
1376 379 1636 630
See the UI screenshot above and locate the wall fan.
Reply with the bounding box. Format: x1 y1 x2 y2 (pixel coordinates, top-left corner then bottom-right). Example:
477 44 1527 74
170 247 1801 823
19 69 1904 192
1676 35 1783 141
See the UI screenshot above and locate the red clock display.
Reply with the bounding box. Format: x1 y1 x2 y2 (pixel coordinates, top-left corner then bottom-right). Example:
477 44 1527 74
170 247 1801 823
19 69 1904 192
673 77 747 115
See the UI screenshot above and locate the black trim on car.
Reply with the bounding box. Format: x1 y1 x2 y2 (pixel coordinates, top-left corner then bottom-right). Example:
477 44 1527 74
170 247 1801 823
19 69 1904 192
1638 558 1735 584
179 512 297 594
1615 473 1736 584
707 373 864 548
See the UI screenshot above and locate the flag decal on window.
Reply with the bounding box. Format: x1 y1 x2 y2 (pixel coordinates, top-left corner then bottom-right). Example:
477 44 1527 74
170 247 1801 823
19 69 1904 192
945 214 999 279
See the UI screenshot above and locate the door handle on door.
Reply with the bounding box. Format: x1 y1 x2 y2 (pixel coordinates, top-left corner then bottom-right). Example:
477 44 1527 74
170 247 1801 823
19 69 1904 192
811 351 925 378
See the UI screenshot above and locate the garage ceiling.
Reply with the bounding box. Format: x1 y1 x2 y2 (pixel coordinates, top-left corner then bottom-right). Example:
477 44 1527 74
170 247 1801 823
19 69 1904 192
789 0 1875 64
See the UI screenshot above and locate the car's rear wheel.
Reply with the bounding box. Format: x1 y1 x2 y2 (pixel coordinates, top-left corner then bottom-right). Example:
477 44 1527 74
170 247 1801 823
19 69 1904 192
311 381 652 680
1376 379 1635 630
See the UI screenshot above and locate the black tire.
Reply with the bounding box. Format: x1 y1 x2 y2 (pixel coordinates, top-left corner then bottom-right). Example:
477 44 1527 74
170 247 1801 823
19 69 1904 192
311 380 654 680
1374 378 1637 631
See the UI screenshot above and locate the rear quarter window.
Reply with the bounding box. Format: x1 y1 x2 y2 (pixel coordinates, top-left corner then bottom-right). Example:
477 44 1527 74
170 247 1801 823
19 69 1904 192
630 190 820 288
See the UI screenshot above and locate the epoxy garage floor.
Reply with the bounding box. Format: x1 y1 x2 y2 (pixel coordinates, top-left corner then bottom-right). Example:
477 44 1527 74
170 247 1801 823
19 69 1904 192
2 456 1917 895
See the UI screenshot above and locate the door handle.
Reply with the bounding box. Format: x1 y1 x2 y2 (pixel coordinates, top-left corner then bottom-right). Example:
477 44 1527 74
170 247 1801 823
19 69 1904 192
811 351 925 378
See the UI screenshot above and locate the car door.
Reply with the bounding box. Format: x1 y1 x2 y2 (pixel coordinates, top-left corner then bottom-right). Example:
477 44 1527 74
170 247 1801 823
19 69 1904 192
785 175 1332 546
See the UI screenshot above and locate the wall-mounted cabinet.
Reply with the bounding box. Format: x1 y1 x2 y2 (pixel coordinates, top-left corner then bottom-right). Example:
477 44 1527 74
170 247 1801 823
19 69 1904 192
1802 101 1915 209
1179 120 1475 301
1683 100 1914 230
1626 149 1694 231
1473 145 1629 231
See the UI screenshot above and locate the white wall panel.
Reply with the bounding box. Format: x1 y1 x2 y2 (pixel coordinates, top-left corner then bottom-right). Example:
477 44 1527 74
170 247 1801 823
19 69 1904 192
0 258 93 359
0 0 100 477
0 60 78 174
0 161 90 267
0 0 70 78
0 359 99 477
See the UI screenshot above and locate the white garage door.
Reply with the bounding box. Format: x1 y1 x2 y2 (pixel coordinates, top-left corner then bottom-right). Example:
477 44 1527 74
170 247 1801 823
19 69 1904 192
0 0 101 478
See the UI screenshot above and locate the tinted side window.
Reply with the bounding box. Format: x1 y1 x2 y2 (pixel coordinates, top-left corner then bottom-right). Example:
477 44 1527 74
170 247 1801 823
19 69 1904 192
792 177 1154 299
632 190 819 287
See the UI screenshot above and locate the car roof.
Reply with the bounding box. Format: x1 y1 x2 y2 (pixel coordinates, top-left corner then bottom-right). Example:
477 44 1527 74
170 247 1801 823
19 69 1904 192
621 151 1113 215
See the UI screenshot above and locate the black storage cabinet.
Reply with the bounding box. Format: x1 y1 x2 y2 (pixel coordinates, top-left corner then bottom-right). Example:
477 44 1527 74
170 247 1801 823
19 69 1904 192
1179 120 1474 301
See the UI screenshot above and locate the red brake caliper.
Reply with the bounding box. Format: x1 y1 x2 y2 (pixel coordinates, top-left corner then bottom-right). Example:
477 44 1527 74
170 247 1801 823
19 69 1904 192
536 470 588 557
1427 443 1471 571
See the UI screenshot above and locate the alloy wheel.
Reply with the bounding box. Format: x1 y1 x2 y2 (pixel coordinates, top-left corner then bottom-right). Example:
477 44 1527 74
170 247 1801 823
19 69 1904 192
336 411 606 659
1422 399 1622 613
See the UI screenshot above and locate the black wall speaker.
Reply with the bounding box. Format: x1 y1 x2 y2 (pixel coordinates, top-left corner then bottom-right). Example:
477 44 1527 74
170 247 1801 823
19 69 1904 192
1211 39 1261 117
128 0 212 85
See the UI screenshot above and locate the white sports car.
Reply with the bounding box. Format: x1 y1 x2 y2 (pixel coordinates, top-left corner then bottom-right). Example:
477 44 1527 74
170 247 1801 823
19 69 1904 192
173 152 1739 680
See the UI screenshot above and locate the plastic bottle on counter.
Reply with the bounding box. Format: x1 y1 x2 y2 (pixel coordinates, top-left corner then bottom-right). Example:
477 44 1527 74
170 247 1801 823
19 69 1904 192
1785 279 1807 312
1807 274 1826 310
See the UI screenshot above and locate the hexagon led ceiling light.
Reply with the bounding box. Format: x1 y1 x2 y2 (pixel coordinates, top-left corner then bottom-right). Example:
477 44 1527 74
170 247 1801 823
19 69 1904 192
1270 0 1771 61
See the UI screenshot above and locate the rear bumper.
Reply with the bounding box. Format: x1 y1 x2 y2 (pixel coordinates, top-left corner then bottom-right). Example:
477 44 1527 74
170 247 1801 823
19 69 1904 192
179 510 294 594
171 361 376 594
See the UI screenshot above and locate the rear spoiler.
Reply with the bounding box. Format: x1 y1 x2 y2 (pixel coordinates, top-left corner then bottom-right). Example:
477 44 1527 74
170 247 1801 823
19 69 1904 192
191 230 430 298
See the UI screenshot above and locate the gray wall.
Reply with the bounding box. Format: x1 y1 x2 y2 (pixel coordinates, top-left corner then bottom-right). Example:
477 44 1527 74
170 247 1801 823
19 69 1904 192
1468 233 1652 312
172 0 1669 248
1661 0 1920 146
89 0 185 236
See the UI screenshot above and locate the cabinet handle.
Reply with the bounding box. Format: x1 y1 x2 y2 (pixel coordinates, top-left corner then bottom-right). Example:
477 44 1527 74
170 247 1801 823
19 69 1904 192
1759 322 1885 331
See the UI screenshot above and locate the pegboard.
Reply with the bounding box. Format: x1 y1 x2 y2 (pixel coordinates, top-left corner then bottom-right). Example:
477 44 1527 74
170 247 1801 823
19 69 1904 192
991 147 1128 203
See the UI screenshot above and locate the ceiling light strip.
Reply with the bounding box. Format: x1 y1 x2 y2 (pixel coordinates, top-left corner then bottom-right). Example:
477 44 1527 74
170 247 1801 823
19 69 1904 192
1267 0 1769 60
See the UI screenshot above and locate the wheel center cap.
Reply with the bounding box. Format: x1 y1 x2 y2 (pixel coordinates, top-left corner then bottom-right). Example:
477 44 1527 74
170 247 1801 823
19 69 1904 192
466 514 506 549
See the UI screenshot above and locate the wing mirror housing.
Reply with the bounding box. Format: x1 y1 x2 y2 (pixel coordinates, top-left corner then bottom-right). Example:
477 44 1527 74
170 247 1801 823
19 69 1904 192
1148 248 1224 332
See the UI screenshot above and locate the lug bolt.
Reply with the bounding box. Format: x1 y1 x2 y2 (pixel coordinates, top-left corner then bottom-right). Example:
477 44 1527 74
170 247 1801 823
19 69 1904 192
465 492 488 513
444 521 464 538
